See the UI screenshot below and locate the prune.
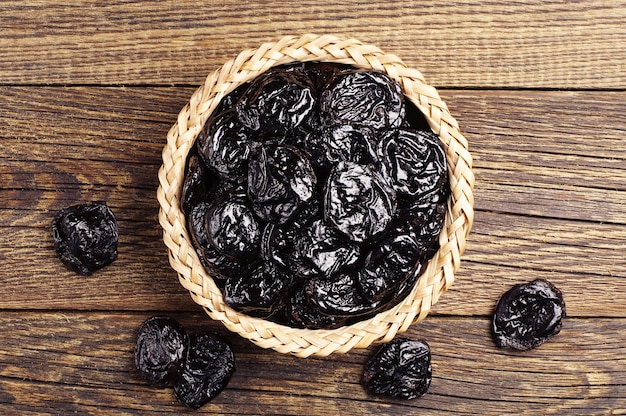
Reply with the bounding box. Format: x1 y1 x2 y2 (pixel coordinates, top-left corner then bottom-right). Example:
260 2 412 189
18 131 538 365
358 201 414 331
188 201 256 280
224 263 292 317
357 233 422 303
363 338 431 400
236 65 316 137
492 279 566 351
304 125 378 169
379 128 447 198
181 152 209 215
208 198 260 260
290 219 360 278
52 201 118 276
196 110 251 182
282 283 346 329
182 63 450 329
324 161 396 243
247 144 316 224
135 316 188 388
307 273 381 317
173 333 236 409
320 70 405 130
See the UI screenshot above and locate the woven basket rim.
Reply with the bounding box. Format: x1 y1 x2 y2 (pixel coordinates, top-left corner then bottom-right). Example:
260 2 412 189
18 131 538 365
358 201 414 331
157 33 475 357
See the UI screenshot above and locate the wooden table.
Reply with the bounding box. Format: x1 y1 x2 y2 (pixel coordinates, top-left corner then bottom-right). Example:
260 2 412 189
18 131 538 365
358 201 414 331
2 2 625 414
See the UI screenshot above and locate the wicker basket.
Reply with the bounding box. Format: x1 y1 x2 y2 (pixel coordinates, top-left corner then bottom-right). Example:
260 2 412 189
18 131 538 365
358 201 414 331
157 34 474 358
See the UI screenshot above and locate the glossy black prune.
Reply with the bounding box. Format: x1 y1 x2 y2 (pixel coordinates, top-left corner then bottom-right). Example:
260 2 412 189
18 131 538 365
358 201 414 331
135 316 189 388
181 152 209 215
188 201 257 280
324 161 396 243
320 70 405 130
363 338 432 400
379 128 448 198
357 233 422 303
224 263 291 318
247 144 316 224
182 63 450 329
196 110 251 182
307 273 382 317
290 219 360 278
52 201 118 276
208 198 260 260
236 65 316 137
173 333 236 409
492 279 566 351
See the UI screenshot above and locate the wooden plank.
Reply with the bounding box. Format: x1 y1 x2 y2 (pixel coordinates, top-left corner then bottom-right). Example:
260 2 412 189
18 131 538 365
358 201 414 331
0 312 624 415
1 87 624 315
1 1 626 88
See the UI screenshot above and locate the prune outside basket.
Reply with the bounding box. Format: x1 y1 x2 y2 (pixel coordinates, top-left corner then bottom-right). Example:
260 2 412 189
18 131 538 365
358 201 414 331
157 34 474 358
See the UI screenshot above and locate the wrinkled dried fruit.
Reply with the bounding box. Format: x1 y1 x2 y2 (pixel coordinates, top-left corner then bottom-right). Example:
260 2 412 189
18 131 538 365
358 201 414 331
236 65 316 137
492 279 566 351
379 128 447 198
135 316 188 388
52 201 118 275
320 70 405 130
224 263 291 317
363 337 431 400
182 63 449 329
247 144 317 224
173 333 236 409
324 161 396 243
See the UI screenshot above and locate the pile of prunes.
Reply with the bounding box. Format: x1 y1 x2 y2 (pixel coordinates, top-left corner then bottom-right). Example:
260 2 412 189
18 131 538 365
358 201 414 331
182 62 449 329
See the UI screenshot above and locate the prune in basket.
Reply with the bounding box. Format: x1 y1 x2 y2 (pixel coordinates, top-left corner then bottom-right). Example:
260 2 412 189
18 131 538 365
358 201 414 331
492 279 566 351
320 70 405 131
236 65 316 137
207 197 261 261
324 161 396 243
224 263 292 318
357 233 422 303
52 201 118 276
173 333 236 409
363 338 432 400
378 128 448 198
247 144 317 224
135 316 189 388
196 109 252 182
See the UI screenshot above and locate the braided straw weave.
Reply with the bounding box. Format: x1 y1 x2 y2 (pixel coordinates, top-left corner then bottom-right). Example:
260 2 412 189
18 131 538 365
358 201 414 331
157 34 474 358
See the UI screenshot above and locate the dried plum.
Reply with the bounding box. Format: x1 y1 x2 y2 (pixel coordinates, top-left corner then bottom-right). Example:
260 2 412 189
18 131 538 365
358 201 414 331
492 279 566 351
182 63 450 329
379 128 447 198
135 316 188 388
52 201 118 276
357 233 422 303
290 219 360 278
173 333 236 409
324 161 396 243
363 338 432 400
188 201 257 280
236 65 316 137
224 263 292 317
181 152 210 215
208 198 260 260
304 125 378 169
196 110 251 182
247 144 316 224
320 70 405 130
307 273 381 317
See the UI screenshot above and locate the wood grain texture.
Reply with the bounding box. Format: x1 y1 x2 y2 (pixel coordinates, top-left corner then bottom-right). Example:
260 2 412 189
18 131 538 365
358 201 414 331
0 312 624 415
1 1 626 88
2 3 626 412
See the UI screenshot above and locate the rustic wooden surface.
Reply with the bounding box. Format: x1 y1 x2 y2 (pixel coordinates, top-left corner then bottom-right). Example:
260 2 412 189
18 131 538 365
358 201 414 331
1 1 625 415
